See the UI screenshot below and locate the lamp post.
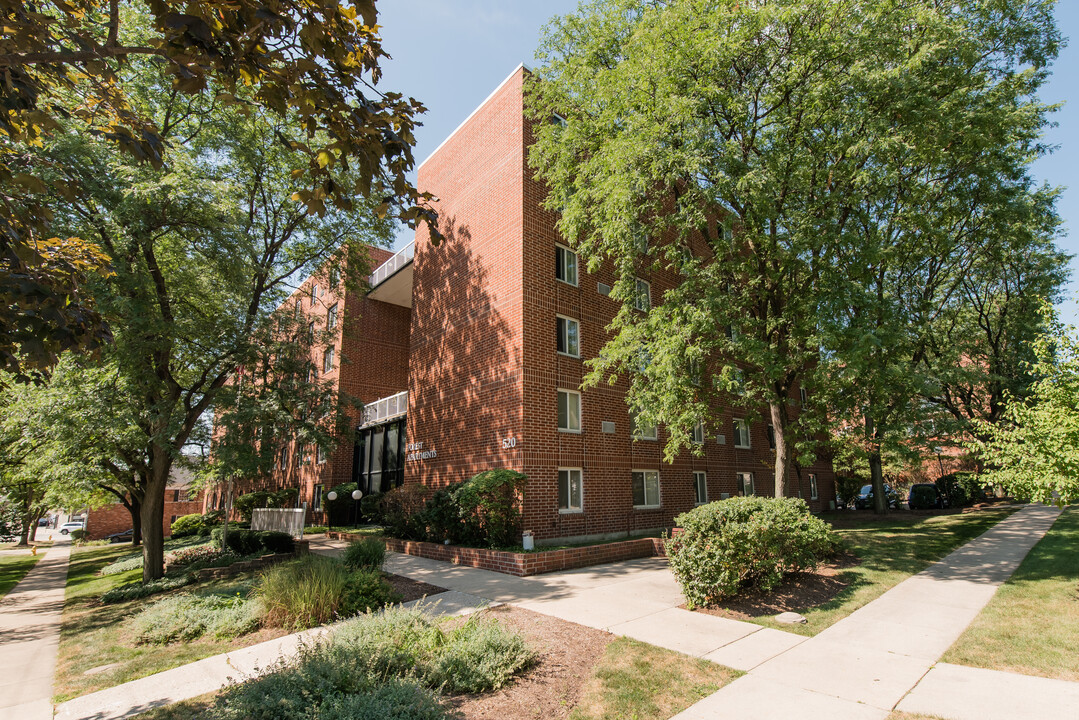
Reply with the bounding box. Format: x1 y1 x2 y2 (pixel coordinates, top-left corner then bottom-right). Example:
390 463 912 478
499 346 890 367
326 491 338 533
933 447 945 477
352 489 363 527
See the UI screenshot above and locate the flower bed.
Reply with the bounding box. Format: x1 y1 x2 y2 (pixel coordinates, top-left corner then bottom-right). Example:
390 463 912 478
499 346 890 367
327 532 666 577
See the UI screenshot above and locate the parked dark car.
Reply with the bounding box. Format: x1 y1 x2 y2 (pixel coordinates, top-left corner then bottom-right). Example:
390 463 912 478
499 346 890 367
37 518 48 527
106 528 134 544
908 483 949 510
854 484 899 510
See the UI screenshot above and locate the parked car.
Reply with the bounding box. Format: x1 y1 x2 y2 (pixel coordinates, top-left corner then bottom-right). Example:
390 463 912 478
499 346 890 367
105 528 134 544
854 484 899 510
58 521 85 535
37 517 48 527
908 483 949 510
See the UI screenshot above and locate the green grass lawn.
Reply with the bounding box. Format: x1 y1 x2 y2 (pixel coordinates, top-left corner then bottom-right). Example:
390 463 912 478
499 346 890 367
747 507 1018 636
569 637 738 720
941 506 1078 681
55 543 286 703
0 551 41 598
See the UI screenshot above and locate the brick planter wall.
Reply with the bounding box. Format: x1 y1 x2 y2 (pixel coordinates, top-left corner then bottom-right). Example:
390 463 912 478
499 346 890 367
327 531 667 577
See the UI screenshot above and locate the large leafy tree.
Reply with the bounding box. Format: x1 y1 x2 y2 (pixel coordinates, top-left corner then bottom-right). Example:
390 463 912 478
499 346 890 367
972 306 1079 504
527 0 1061 503
0 0 433 380
40 60 394 580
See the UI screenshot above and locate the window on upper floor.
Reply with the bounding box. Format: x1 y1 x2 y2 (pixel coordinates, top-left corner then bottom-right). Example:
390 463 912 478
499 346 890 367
634 277 651 312
317 444 328 464
692 420 705 444
310 284 318 306
631 407 657 440
556 315 580 357
809 473 819 500
733 419 751 449
558 389 581 433
323 347 334 374
327 304 338 331
556 244 578 286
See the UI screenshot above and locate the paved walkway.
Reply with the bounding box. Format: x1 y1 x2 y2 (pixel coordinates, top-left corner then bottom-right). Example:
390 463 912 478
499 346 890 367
0 541 71 720
671 503 1069 720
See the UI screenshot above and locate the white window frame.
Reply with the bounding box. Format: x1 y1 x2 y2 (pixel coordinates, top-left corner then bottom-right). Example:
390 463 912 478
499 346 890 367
632 227 648 254
631 469 661 509
733 418 751 449
312 483 324 510
634 277 651 312
317 444 328 464
558 388 582 433
555 243 578 287
556 314 580 358
809 473 819 501
737 471 755 497
631 408 657 440
310 284 318 306
692 420 705 444
732 367 746 395
693 471 708 505
323 346 334 374
558 468 583 513
327 303 338 330
551 113 568 128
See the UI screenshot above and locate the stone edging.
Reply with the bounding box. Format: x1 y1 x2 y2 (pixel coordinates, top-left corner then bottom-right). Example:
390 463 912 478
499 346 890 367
326 532 666 577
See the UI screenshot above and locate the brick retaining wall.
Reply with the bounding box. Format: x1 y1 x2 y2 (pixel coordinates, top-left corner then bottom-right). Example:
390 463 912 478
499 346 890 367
327 532 667 577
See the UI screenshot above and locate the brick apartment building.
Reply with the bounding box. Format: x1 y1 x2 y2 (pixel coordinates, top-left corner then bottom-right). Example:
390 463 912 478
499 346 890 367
222 64 835 542
86 468 203 541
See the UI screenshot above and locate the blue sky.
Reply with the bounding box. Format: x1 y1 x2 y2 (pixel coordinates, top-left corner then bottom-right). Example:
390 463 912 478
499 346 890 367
377 1 1078 321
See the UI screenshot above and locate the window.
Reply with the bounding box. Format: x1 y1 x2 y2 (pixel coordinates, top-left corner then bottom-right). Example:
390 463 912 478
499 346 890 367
692 420 705 444
632 470 660 508
327 304 338 331
310 284 318 306
556 315 580 357
632 227 648 254
307 321 315 344
689 358 702 386
329 266 340 288
800 387 809 406
558 389 581 433
767 424 776 449
631 408 657 440
317 444 328 464
170 515 177 524
732 367 746 395
172 489 181 502
809 473 819 501
737 471 755 496
555 244 578 286
693 471 708 505
551 113 567 128
634 277 651 312
312 483 323 511
636 346 651 373
323 347 334 373
733 419 751 449
278 447 288 469
558 468 583 512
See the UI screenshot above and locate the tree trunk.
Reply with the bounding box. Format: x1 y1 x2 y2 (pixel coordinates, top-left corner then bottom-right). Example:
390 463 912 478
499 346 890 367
770 401 790 497
128 497 142 547
141 451 172 582
865 414 887 515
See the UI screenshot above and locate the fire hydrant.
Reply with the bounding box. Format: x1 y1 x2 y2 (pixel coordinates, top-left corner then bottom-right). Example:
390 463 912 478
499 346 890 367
31 546 37 556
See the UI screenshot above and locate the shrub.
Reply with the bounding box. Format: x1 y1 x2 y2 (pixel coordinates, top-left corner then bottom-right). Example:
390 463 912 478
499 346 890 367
101 574 193 604
343 537 386 572
451 469 528 548
360 493 383 522
666 496 836 608
424 616 534 693
131 593 262 644
68 529 87 542
165 544 227 568
937 472 983 508
378 485 429 540
835 475 865 508
211 525 258 554
258 530 295 554
257 555 399 630
170 513 205 538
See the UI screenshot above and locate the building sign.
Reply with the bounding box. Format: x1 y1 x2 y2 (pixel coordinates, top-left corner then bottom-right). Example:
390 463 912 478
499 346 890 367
405 441 436 462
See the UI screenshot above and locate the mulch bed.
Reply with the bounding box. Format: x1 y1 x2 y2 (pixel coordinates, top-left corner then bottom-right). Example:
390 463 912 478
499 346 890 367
689 551 861 620
446 606 615 720
385 573 447 603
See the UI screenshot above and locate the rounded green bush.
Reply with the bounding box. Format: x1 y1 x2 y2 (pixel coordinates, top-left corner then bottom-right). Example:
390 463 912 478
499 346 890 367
666 496 836 608
170 513 205 538
343 537 386 572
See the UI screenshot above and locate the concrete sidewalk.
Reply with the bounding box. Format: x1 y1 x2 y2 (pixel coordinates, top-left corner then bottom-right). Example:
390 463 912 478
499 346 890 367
0 541 71 720
671 503 1069 720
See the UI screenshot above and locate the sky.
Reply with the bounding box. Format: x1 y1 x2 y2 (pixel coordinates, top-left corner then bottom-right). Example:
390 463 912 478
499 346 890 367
375 0 1079 322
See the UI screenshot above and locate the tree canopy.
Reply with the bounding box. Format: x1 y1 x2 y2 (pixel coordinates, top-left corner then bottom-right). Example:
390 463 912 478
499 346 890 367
0 0 433 380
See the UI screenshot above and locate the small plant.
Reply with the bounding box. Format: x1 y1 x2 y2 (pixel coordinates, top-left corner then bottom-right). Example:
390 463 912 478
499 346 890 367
257 555 399 630
666 496 836 608
342 537 385 571
101 574 193 604
131 593 262 644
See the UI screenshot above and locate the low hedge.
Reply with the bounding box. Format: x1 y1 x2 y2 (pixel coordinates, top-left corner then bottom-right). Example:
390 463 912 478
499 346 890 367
210 527 295 555
666 496 836 608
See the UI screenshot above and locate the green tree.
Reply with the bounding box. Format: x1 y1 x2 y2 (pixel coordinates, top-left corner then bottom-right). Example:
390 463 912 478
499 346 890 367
0 0 434 380
972 306 1079 504
527 0 1061 501
39 62 394 580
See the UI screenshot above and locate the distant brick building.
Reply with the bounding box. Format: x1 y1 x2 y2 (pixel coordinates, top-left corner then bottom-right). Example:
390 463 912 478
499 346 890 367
218 65 835 542
85 469 203 541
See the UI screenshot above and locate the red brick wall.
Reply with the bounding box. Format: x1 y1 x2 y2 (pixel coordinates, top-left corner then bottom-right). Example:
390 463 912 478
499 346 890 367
405 68 526 488
86 492 204 540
